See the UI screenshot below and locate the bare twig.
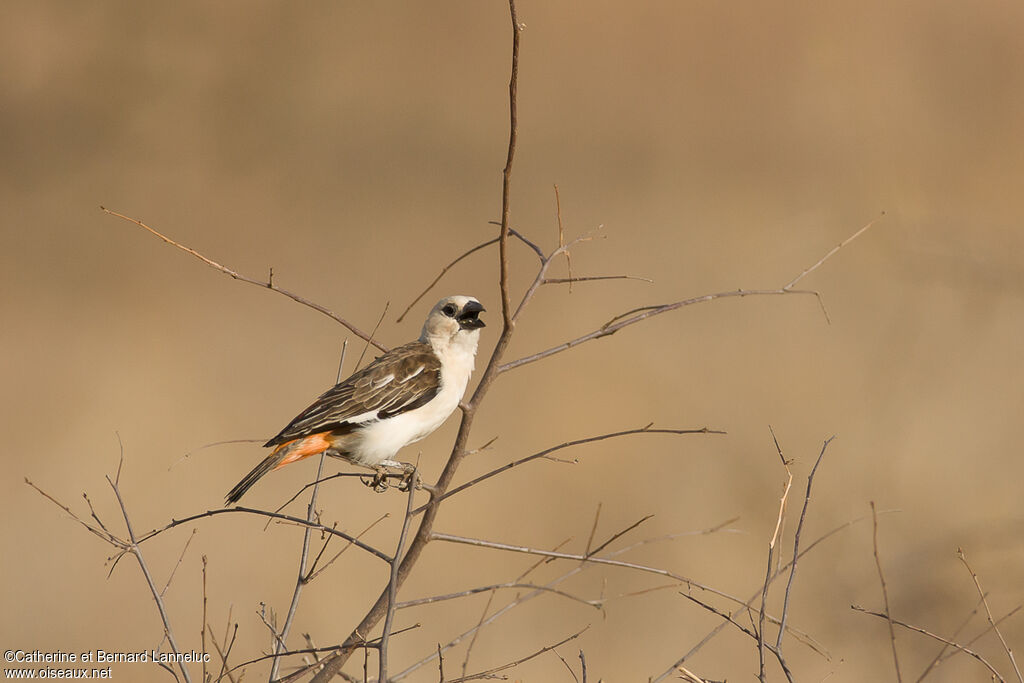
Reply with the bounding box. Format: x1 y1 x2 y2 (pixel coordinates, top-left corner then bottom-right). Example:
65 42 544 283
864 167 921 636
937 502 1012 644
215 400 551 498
542 274 653 285
26 478 121 546
445 626 588 683
871 501 903 683
776 436 834 651
336 338 349 383
270 453 328 681
759 428 794 682
106 475 192 683
553 184 573 293
649 510 897 682
201 556 208 683
461 588 498 678
100 206 388 352
136 506 391 563
957 547 1023 682
413 426 722 515
396 228 543 324
395 519 736 682
583 503 602 558
431 532 777 613
379 471 420 683
397 582 601 611
161 528 197 598
499 214 883 373
852 605 1005 681
931 604 1023 675
306 513 390 583
355 301 389 371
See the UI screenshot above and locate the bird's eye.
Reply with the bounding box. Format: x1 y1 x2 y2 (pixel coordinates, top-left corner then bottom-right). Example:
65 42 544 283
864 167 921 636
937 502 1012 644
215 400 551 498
442 304 457 317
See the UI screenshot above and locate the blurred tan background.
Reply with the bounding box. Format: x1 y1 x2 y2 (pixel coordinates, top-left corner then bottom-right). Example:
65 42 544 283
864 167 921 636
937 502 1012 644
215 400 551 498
3 1 1023 681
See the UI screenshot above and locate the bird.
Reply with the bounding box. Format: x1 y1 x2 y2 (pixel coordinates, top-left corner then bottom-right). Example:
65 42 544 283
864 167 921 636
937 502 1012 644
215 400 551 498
225 295 485 504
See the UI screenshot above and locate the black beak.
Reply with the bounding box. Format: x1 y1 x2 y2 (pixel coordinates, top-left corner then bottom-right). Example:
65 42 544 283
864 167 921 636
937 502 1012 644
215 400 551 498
458 301 486 330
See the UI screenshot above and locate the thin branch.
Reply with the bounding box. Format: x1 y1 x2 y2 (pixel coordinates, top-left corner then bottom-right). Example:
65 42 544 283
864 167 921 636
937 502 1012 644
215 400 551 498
306 513 390 583
395 519 737 682
379 471 419 683
783 213 884 289
413 426 722 515
583 503 602 558
431 532 778 613
396 582 602 611
776 436 834 651
106 475 192 683
649 510 897 682
201 556 208 683
137 506 392 563
355 301 389 371
161 528 197 598
759 428 794 683
852 605 1005 681
397 228 543 324
445 626 588 683
871 501 903 683
553 184 573 293
461 589 498 678
496 0 521 331
270 453 328 681
958 547 1023 682
931 604 1023 675
26 478 122 546
100 206 388 352
500 214 883 373
542 274 653 285
586 514 653 558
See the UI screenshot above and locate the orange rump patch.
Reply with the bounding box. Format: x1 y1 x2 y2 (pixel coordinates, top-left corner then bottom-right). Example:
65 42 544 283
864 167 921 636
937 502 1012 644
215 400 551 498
271 432 333 470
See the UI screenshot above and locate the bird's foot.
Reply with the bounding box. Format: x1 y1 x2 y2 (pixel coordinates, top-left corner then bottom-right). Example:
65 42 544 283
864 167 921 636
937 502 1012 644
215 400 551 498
362 461 417 493
362 466 390 493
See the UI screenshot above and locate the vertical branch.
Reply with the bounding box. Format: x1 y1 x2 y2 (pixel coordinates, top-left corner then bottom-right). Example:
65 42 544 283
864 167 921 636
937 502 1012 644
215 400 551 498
775 436 834 650
308 5 523 681
202 555 209 683
871 501 903 683
759 427 793 682
379 471 420 683
498 0 521 330
270 453 328 681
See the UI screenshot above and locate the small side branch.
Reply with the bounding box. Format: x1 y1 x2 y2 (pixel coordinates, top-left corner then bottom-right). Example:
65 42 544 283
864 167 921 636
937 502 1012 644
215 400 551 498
871 501 903 683
100 206 388 352
957 548 1023 682
852 605 1006 682
106 476 193 683
500 214 882 373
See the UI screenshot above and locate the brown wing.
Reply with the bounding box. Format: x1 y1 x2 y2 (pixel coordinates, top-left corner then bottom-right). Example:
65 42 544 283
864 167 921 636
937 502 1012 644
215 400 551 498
265 341 442 448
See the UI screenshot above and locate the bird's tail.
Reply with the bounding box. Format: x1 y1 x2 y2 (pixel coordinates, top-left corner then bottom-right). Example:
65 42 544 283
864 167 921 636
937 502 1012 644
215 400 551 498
225 431 334 504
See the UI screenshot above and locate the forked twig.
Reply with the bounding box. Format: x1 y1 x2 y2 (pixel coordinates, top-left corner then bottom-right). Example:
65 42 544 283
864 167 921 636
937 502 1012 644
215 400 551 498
499 214 883 373
852 605 1005 681
445 626 589 683
957 547 1023 682
269 453 328 681
871 501 903 682
105 475 192 683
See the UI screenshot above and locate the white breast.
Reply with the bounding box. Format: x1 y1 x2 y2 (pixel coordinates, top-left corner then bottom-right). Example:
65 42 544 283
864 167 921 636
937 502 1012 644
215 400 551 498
349 332 478 466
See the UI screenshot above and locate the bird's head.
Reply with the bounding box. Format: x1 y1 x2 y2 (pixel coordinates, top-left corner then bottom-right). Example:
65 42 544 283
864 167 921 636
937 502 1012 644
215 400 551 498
421 295 486 353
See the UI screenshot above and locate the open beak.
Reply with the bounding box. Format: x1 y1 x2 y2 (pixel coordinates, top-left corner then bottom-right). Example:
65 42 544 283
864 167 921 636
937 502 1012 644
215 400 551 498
458 301 486 330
